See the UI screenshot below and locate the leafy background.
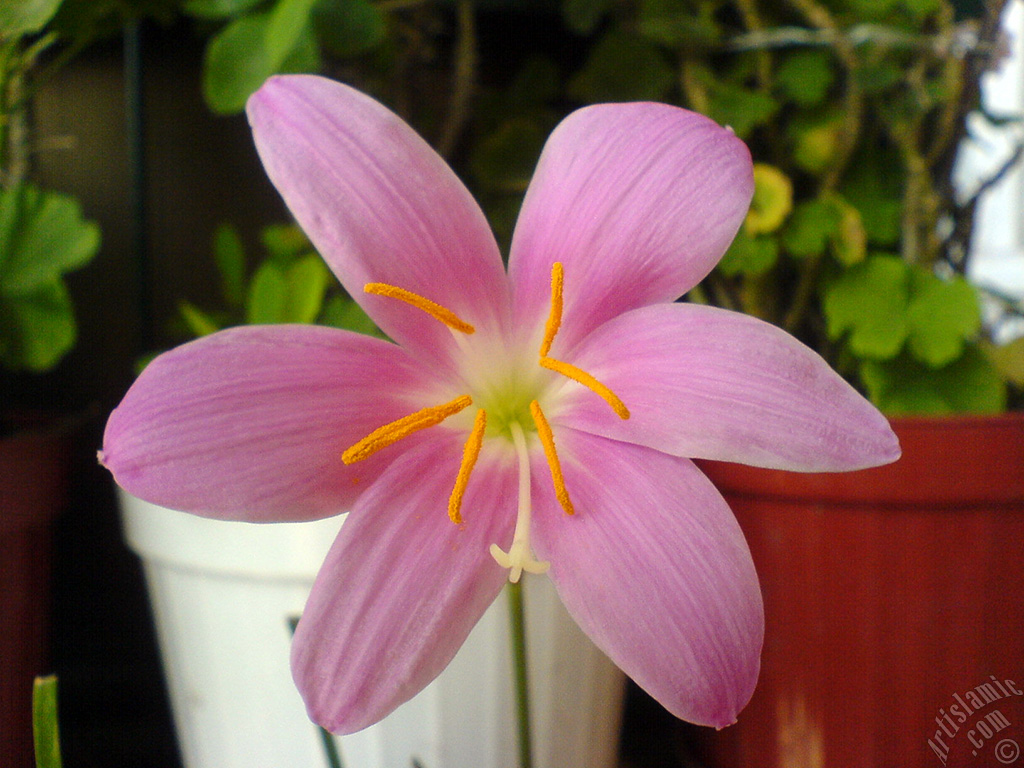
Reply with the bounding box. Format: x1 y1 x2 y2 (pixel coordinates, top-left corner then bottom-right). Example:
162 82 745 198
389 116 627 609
11 0 1023 414
4 1 1023 766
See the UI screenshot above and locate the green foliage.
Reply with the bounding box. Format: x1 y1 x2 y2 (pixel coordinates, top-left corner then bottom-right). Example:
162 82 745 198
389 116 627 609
0 0 64 35
0 185 100 371
177 222 379 340
470 118 550 194
822 255 1004 413
567 30 674 103
776 50 835 107
312 0 386 58
905 271 981 368
193 0 386 114
32 676 62 768
184 0 264 18
824 255 911 360
202 8 321 114
861 348 1006 415
562 0 615 34
691 63 780 138
719 229 778 277
167 0 1022 414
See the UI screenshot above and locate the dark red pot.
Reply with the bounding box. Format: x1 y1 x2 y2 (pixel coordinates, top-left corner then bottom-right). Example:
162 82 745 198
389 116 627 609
1 424 71 768
695 414 1024 768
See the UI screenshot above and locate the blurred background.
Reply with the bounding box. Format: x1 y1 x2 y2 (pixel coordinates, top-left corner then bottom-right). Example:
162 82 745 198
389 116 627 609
2 0 1023 766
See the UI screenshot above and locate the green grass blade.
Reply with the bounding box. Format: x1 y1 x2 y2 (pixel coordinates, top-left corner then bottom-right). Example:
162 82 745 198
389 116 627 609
32 675 62 768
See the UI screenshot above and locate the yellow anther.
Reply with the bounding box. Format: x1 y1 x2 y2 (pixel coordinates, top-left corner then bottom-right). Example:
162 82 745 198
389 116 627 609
365 282 475 335
449 409 487 525
539 357 630 420
529 400 574 516
539 262 563 357
343 395 472 464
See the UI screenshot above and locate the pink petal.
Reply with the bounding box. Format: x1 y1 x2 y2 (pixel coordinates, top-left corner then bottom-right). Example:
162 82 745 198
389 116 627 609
559 303 900 471
292 435 516 734
102 325 442 521
247 76 511 363
507 102 752 352
530 429 763 728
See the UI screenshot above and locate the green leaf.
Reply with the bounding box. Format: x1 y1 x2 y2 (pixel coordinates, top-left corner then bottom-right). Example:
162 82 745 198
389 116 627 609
562 0 615 34
844 0 901 20
841 146 903 246
470 118 548 193
567 30 674 103
789 111 843 174
983 336 1024 388
905 270 981 368
782 198 840 258
283 254 330 323
213 223 246 309
32 675 62 768
320 294 381 335
0 0 63 35
638 0 721 48
832 199 866 266
902 0 943 19
692 65 779 138
746 164 792 235
203 13 274 114
246 262 288 323
312 0 386 58
860 347 1007 415
718 228 778 276
822 255 909 360
178 300 223 337
202 9 319 115
0 185 100 295
854 60 905 95
280 20 320 73
776 49 834 107
183 0 264 19
261 223 310 260
265 0 318 67
0 280 76 372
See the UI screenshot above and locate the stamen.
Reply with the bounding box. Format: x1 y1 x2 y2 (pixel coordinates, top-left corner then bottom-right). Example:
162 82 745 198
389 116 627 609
535 262 630 420
539 357 630 420
529 401 574 516
448 409 487 525
365 282 475 335
343 395 472 464
490 421 550 582
539 262 564 357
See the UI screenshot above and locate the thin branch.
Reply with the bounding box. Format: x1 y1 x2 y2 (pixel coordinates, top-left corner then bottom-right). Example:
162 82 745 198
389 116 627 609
435 0 476 159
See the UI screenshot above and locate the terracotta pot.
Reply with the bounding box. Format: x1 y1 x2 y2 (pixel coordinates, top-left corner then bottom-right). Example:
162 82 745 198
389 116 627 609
0 424 71 768
694 414 1024 768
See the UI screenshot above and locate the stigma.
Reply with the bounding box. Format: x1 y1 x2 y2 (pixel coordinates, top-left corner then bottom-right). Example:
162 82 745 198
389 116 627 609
341 263 629 581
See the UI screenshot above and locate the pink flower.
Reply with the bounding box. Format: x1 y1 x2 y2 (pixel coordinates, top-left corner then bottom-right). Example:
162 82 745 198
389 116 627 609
101 75 899 733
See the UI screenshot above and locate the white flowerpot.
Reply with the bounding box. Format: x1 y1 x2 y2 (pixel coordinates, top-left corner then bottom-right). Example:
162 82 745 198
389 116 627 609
120 490 625 768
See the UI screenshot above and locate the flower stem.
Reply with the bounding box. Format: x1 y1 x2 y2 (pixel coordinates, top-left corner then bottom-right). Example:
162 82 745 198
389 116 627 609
507 580 534 768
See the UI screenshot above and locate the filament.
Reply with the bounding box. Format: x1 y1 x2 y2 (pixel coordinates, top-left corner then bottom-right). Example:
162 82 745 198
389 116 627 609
539 262 564 357
539 357 630 419
365 282 475 334
343 395 472 464
529 400 573 516
448 409 487 524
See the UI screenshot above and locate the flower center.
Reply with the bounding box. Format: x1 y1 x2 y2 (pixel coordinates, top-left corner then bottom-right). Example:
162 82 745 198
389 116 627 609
342 263 629 581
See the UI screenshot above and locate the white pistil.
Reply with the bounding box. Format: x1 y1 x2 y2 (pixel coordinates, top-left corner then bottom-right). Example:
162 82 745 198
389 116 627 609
490 420 550 583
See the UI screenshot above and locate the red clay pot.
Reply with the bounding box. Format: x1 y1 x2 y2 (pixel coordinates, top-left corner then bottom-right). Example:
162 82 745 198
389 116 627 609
695 414 1024 768
1 424 71 768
